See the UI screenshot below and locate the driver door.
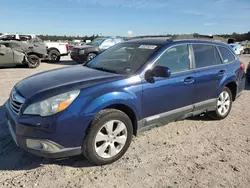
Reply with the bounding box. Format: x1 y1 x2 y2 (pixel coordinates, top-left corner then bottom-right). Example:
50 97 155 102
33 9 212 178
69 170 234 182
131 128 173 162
0 44 14 65
142 44 195 126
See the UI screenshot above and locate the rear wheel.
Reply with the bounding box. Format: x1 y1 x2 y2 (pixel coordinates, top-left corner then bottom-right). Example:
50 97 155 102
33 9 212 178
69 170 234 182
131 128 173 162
83 109 133 165
48 50 61 63
208 87 232 120
27 54 41 68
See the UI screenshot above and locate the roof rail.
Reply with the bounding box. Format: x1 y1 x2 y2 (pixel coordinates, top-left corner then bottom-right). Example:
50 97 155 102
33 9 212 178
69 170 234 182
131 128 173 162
127 35 172 40
169 34 227 42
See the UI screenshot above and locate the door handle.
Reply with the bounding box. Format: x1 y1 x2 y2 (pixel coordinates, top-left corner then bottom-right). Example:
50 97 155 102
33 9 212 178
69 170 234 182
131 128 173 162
184 77 194 84
218 70 226 76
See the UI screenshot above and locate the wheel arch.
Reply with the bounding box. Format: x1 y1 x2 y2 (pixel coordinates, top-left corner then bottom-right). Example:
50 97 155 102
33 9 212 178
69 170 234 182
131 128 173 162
27 52 42 58
104 104 138 136
87 51 99 56
225 81 237 101
80 92 141 136
218 74 237 101
48 47 60 54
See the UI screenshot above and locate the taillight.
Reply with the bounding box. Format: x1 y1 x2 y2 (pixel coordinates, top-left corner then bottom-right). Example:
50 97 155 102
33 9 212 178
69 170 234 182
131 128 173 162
240 62 245 71
66 44 69 51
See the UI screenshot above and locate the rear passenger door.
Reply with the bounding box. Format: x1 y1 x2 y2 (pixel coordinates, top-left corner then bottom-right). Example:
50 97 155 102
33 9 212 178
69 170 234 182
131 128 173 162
192 44 226 110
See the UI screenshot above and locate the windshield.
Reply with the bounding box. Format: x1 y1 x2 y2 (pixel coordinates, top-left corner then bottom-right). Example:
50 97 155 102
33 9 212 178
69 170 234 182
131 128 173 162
87 38 106 46
85 43 161 75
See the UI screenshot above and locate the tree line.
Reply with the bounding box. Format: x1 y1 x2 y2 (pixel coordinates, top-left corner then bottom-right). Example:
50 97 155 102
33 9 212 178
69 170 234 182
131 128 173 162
1 31 250 42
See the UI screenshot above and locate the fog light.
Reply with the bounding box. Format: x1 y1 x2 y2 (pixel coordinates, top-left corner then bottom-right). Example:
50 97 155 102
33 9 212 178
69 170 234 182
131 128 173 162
26 139 62 152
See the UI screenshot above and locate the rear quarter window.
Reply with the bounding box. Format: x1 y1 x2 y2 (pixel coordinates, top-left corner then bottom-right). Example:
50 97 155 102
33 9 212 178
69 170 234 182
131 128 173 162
10 43 21 49
217 46 236 64
192 44 222 69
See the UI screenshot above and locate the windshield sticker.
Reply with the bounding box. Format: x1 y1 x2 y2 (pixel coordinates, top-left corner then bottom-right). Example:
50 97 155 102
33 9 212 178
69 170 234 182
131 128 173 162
138 45 157 50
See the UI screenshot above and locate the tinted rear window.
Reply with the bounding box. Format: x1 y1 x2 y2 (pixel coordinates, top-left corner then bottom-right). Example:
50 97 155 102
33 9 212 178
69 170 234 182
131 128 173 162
193 44 222 68
217 46 236 63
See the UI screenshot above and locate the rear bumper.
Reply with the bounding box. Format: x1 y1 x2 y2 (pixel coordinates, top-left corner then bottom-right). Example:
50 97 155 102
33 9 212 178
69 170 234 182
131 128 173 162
5 100 82 159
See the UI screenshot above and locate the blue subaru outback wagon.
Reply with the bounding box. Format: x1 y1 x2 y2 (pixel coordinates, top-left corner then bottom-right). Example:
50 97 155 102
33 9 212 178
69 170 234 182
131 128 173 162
5 37 246 165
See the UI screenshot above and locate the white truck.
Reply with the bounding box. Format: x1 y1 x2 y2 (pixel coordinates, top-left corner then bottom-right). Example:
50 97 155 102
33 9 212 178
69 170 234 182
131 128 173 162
0 34 70 63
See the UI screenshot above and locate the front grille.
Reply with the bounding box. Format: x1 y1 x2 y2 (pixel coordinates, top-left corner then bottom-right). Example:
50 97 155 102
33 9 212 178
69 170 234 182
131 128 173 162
71 48 79 54
10 89 25 115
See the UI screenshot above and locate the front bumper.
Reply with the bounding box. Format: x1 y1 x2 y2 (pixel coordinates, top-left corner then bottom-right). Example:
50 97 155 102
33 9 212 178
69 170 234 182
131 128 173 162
70 53 87 63
5 101 82 159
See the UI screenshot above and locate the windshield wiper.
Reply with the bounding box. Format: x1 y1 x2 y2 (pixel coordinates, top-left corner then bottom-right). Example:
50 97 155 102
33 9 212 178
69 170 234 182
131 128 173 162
91 67 118 74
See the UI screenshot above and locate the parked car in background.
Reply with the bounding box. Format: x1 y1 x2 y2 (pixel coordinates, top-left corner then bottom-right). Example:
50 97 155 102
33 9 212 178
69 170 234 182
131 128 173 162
230 44 244 55
0 39 47 68
0 34 70 63
5 37 245 165
246 63 250 83
243 42 250 54
70 37 124 64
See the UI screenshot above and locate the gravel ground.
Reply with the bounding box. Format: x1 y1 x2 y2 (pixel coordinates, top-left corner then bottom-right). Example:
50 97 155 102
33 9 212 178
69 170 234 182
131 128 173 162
0 55 250 188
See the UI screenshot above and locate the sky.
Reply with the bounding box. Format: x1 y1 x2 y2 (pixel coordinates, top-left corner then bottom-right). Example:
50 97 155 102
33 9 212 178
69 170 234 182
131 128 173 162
0 0 249 36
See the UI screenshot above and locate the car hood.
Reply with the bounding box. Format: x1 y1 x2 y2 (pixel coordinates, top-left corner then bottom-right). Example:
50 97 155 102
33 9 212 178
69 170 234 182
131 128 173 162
15 65 124 100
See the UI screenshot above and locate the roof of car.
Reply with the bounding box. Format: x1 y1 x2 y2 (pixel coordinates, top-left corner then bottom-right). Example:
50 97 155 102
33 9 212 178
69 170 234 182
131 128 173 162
123 38 229 47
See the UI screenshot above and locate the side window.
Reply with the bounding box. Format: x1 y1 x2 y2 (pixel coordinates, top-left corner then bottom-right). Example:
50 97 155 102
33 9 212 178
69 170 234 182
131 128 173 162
155 45 190 73
114 38 123 43
10 43 21 49
20 35 31 41
217 46 236 64
214 47 222 65
193 44 221 68
102 39 115 46
2 43 10 48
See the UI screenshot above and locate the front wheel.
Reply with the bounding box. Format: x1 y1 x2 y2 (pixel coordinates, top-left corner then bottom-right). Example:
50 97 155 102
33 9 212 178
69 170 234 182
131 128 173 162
83 109 133 165
27 54 41 68
208 87 232 120
86 53 97 62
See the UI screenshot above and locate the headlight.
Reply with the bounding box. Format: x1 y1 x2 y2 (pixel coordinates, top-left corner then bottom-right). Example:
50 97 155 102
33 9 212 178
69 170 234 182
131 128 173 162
23 90 80 116
79 49 85 55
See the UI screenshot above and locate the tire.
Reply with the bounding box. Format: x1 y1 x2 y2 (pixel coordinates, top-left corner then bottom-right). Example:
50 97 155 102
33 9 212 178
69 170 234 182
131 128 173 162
27 54 41 68
208 87 233 120
86 53 97 62
83 109 133 165
48 50 61 63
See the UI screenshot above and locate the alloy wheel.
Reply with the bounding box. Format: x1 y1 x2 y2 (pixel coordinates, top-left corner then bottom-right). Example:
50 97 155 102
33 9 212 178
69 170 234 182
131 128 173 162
94 120 127 159
217 91 231 116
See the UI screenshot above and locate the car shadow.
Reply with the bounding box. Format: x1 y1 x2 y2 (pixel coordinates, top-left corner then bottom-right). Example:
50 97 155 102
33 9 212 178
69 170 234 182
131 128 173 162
0 64 28 69
187 114 215 121
43 60 78 66
0 60 77 69
0 105 93 171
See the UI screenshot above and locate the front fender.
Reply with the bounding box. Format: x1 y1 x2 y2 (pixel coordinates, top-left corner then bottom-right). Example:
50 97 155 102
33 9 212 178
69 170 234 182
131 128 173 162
81 91 141 120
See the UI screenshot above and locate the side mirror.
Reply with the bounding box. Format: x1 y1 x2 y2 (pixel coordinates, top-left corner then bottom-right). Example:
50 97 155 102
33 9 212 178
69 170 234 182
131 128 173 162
0 45 6 55
145 66 171 79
